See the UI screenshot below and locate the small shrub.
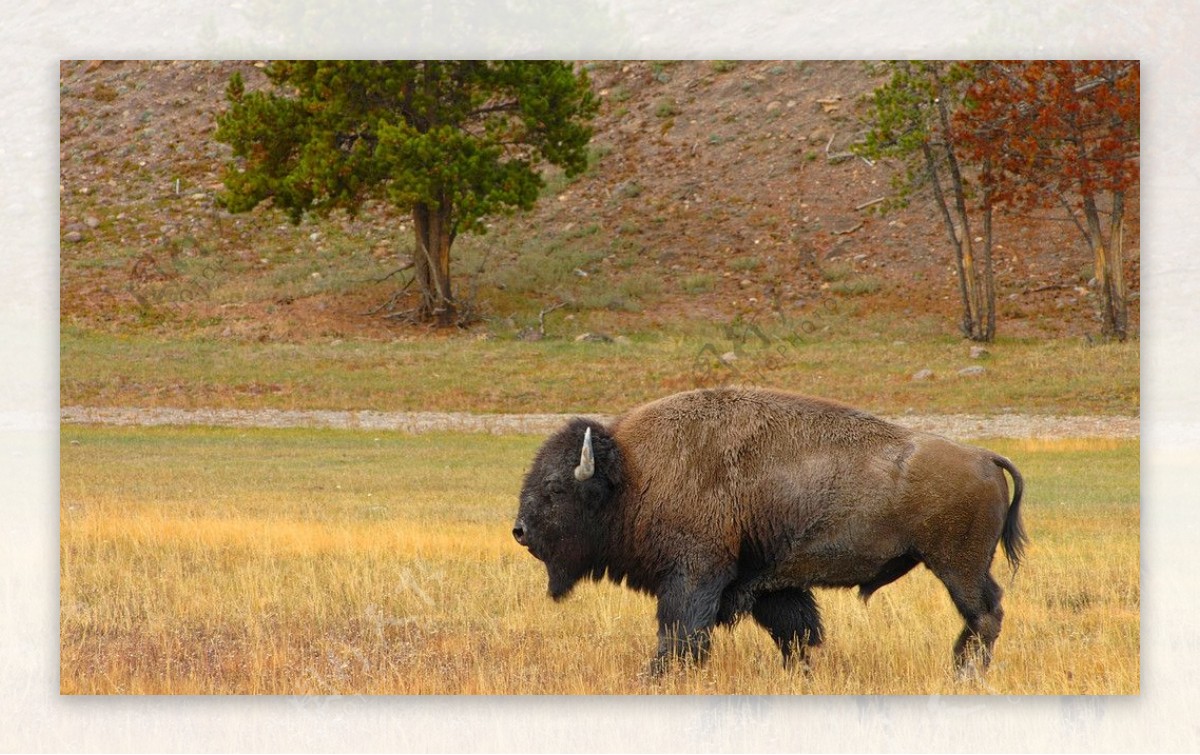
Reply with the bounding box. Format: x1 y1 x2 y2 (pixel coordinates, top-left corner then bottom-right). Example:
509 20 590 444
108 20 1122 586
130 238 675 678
829 275 883 296
730 257 761 272
655 99 679 118
681 274 716 294
820 262 854 282
711 60 738 73
620 274 662 300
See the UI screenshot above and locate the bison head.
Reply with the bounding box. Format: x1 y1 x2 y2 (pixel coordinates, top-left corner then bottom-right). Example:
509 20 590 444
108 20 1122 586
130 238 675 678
514 419 623 600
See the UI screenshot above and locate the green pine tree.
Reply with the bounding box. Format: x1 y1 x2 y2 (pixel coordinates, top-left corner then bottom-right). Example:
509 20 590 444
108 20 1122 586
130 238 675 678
215 61 598 326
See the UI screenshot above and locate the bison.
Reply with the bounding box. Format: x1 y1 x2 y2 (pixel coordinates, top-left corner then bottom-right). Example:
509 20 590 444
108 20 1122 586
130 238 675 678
513 387 1027 676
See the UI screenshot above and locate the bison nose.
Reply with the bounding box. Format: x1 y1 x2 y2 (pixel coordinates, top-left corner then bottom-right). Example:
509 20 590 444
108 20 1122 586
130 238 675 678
512 521 528 546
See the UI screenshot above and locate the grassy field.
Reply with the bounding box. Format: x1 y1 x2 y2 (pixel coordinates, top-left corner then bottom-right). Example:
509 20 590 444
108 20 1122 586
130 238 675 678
60 426 1139 695
61 324 1139 416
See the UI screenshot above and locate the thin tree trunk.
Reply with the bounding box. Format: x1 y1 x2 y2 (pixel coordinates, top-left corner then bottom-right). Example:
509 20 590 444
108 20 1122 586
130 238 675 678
1109 189 1128 340
923 142 975 339
936 96 983 341
1082 192 1119 340
980 163 996 341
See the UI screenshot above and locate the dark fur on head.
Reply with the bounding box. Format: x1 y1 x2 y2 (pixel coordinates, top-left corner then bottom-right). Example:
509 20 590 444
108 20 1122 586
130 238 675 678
515 418 623 599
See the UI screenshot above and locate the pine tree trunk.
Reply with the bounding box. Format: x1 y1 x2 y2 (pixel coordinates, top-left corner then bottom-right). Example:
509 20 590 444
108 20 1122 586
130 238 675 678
412 200 457 327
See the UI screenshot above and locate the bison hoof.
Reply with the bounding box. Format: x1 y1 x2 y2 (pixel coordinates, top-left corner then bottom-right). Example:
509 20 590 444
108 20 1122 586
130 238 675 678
782 655 814 675
645 654 673 678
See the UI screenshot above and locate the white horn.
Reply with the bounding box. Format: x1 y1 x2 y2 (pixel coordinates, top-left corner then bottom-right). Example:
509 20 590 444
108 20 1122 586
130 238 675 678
574 427 595 481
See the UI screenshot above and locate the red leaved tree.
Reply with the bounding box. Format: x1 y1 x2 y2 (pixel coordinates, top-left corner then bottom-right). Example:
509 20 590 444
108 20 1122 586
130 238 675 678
956 61 1139 341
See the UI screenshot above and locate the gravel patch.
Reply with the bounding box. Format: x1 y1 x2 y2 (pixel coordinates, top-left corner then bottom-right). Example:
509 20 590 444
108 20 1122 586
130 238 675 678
61 406 1139 440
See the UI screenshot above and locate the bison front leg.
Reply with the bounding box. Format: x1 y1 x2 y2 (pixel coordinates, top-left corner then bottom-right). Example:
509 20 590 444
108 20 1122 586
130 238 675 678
648 571 730 676
751 587 824 669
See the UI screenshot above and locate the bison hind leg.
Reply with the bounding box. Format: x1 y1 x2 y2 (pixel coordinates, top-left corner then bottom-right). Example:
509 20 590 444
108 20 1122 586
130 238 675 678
945 573 1005 675
751 587 823 668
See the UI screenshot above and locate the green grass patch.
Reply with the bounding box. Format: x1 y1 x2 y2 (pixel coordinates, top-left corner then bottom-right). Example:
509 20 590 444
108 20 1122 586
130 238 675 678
828 274 883 296
729 256 762 273
820 262 854 282
61 323 1139 416
681 274 716 295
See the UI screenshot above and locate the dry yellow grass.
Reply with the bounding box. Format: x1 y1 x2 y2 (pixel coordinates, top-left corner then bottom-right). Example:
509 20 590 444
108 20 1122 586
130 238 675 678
60 428 1138 695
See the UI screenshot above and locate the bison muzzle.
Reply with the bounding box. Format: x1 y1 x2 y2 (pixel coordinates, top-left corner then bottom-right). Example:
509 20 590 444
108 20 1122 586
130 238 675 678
513 387 1027 676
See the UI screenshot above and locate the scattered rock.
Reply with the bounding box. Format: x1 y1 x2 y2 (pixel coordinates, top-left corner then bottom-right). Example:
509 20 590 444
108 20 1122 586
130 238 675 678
84 215 101 229
911 369 934 381
64 231 84 243
958 366 987 377
613 335 632 346
575 332 612 343
517 327 543 342
766 100 783 113
721 351 738 363
613 180 641 199
969 346 990 359
817 99 840 113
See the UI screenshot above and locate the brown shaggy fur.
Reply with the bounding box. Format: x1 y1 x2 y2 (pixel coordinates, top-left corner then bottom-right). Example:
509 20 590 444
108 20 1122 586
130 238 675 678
514 387 1026 675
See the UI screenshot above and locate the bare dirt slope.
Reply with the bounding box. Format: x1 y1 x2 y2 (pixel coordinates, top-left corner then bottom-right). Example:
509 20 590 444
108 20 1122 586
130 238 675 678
59 60 1140 341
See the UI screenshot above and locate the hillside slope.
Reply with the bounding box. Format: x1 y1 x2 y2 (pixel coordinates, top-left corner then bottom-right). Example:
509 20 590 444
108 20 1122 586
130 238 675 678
59 60 1139 341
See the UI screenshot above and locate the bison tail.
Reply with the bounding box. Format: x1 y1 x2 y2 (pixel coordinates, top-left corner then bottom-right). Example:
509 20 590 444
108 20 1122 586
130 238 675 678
993 454 1028 571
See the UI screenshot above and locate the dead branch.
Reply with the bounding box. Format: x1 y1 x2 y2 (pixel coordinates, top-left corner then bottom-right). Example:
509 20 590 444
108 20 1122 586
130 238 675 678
365 261 414 284
362 276 415 316
537 302 567 337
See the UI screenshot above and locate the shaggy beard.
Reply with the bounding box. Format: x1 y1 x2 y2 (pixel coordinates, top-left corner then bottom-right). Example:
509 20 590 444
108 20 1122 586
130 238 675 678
545 543 592 601
547 564 580 601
